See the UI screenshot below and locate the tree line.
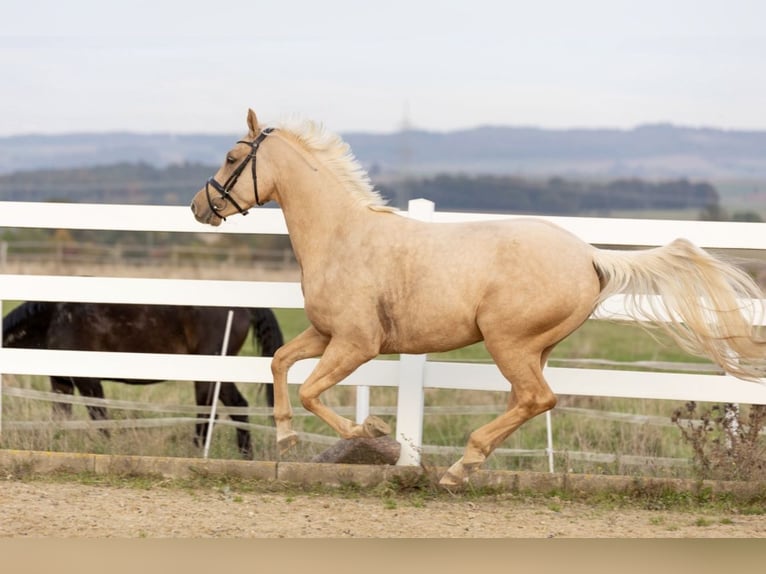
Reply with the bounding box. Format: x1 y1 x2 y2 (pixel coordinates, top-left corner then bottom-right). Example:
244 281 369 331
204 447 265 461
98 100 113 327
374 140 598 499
377 174 721 215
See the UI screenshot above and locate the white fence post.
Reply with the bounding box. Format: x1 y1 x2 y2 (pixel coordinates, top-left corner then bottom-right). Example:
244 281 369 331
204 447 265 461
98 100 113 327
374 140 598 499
395 199 435 466
395 353 427 466
355 386 370 423
545 410 554 473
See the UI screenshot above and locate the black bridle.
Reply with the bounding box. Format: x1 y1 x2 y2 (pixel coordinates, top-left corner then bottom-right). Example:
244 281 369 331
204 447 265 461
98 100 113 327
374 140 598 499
205 127 275 220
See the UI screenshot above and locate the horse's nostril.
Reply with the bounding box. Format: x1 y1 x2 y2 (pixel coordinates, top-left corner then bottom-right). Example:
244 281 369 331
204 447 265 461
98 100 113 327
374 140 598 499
190 201 197 214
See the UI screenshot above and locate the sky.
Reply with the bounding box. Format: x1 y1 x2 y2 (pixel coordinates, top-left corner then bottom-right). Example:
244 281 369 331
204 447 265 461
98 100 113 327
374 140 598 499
1 0 765 136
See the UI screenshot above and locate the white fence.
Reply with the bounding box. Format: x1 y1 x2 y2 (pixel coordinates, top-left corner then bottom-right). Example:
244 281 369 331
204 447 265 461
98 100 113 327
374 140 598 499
2 199 766 469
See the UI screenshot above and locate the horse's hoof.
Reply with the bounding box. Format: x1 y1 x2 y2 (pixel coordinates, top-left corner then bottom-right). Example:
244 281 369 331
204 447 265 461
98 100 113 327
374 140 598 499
439 458 473 489
277 431 299 455
438 471 466 489
363 415 391 437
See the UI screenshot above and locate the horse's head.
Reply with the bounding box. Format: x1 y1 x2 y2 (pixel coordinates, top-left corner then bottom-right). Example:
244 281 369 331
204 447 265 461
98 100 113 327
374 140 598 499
191 108 276 226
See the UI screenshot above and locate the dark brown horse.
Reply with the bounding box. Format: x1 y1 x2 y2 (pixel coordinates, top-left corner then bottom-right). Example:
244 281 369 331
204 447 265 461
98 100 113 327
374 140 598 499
2 301 283 458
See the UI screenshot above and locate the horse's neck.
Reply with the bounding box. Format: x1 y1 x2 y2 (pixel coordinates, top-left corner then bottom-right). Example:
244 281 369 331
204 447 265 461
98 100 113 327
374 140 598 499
274 153 373 273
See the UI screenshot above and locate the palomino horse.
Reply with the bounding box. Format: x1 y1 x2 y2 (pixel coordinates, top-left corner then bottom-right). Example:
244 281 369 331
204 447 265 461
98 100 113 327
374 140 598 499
191 108 766 486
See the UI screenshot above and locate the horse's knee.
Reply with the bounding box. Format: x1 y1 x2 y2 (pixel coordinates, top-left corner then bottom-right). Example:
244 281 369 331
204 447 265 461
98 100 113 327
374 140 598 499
270 346 290 376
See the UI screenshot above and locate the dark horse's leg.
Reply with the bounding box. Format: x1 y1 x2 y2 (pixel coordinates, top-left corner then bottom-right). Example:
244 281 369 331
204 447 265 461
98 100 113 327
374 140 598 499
50 376 107 420
51 376 109 434
194 381 253 459
71 378 108 422
50 376 75 417
190 308 283 459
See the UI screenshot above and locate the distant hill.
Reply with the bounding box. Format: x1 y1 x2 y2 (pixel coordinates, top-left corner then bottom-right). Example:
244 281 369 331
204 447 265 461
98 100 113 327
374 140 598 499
0 133 233 175
346 124 766 179
0 162 213 205
375 175 720 215
0 161 722 216
2 123 766 180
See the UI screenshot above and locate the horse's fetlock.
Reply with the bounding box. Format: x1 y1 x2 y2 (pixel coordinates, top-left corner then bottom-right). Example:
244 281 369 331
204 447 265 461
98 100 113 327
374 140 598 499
464 437 490 464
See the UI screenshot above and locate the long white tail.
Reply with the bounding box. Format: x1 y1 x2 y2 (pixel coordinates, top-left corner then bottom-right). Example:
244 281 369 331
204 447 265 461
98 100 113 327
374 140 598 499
592 238 766 381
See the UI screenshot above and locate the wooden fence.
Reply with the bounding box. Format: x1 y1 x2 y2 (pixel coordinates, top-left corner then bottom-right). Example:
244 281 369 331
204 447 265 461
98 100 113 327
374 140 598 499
1 199 766 469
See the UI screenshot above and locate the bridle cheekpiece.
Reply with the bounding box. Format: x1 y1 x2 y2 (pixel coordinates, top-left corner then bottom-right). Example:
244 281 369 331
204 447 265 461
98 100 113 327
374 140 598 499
205 127 275 220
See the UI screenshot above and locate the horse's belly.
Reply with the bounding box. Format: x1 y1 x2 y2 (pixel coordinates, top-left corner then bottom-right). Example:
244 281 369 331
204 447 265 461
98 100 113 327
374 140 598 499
379 308 483 355
385 330 483 355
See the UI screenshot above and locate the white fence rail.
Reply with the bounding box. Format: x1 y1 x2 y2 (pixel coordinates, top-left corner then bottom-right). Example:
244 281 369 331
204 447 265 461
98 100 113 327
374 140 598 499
2 200 766 469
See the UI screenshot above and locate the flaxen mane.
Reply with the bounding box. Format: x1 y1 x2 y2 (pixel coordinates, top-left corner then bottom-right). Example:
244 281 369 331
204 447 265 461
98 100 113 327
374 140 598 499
278 119 395 212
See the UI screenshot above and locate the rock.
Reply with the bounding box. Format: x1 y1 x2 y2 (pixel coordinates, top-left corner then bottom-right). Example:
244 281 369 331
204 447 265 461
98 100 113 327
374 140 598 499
311 436 401 465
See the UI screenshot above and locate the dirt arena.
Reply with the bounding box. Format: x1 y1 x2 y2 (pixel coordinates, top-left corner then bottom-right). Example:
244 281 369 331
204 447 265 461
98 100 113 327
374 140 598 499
2 477 766 538
1 451 764 538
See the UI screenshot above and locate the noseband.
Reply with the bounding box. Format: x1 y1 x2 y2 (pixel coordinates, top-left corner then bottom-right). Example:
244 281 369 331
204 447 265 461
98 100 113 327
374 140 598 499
205 127 275 220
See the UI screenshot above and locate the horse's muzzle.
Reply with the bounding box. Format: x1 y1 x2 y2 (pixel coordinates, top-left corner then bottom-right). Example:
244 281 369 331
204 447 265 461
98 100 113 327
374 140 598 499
190 198 222 227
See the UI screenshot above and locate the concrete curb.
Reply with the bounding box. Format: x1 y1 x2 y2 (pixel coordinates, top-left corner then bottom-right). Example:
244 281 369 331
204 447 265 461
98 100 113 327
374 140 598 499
1 449 764 500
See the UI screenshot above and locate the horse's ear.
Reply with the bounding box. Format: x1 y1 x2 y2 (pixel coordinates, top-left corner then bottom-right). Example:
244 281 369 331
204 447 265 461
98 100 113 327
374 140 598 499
246 109 260 137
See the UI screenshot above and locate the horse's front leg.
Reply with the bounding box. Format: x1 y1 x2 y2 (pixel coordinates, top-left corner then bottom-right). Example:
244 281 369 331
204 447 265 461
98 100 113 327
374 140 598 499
270 326 329 454
50 376 75 417
297 339 389 440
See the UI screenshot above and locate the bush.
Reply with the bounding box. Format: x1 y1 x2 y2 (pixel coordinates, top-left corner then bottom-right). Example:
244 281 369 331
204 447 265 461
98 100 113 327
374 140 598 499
672 402 766 481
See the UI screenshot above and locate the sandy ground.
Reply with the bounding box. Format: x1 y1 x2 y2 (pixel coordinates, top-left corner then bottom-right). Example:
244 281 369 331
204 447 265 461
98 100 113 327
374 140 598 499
1 478 764 538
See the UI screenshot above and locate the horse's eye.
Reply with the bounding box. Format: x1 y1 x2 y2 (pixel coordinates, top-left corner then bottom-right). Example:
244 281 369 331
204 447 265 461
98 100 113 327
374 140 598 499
226 155 236 164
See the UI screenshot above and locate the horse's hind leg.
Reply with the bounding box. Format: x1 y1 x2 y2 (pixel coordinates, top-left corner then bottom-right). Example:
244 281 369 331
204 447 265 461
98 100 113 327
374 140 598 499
194 381 254 458
71 378 108 422
440 346 556 487
193 381 216 451
219 382 253 459
51 377 110 434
